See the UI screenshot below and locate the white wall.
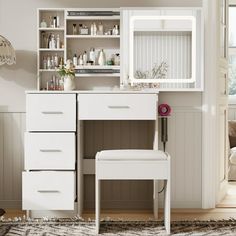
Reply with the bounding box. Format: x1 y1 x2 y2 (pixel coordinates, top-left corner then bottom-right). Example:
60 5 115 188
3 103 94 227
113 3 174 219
0 0 202 209
0 0 201 111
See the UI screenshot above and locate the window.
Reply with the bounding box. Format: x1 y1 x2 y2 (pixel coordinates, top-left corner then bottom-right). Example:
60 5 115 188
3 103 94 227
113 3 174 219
229 6 236 95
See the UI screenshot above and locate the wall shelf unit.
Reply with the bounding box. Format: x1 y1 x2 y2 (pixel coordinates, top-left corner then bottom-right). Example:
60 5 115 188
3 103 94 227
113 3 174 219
37 8 121 90
37 8 203 91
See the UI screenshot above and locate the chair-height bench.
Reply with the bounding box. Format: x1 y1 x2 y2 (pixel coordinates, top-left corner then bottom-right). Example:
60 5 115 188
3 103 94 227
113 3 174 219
95 149 171 234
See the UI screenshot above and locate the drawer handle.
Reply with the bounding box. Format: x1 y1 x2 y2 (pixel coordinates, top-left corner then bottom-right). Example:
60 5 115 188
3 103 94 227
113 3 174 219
108 106 130 109
42 111 63 114
37 190 60 193
40 149 62 153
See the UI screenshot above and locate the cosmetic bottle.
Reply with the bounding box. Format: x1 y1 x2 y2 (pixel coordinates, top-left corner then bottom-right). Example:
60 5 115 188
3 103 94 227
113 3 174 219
98 22 104 35
56 16 60 28
50 56 55 69
47 55 51 69
54 54 59 67
78 55 83 65
40 19 47 28
49 34 56 49
53 16 57 28
73 54 78 66
56 34 60 49
112 25 119 35
89 48 95 65
72 24 77 35
83 51 88 65
43 56 47 69
49 16 54 28
98 49 106 66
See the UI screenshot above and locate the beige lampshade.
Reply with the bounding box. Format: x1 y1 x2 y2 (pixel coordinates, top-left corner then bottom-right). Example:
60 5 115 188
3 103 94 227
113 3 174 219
0 35 16 65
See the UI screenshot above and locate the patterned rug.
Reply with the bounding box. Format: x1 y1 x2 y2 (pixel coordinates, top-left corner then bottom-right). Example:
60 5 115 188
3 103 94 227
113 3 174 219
1 218 236 235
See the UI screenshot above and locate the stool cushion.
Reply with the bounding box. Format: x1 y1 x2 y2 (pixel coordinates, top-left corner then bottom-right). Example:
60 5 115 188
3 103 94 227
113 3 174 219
96 149 168 161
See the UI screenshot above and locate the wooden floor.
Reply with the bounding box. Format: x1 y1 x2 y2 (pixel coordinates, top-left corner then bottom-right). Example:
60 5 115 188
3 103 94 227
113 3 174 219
4 208 236 221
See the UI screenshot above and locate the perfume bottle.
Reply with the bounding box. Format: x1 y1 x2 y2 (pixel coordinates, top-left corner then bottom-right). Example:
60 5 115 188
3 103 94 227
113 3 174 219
72 24 77 35
98 22 104 35
49 16 54 28
41 31 47 48
49 34 56 49
114 53 120 65
112 25 119 35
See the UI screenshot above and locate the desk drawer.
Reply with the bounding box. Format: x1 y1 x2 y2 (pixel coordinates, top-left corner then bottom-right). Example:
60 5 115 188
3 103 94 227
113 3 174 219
26 94 76 131
25 133 75 170
22 171 75 210
78 94 157 120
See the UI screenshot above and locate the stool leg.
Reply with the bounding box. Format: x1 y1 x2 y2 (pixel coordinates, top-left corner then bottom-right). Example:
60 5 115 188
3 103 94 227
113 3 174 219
153 180 158 219
164 179 170 234
96 178 101 234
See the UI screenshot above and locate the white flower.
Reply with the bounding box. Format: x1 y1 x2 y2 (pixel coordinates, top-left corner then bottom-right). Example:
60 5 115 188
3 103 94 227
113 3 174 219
65 60 71 70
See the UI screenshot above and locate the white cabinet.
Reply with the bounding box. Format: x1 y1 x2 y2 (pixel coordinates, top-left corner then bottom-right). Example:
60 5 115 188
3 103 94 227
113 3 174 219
78 93 157 120
25 133 76 170
23 93 77 212
23 171 75 210
26 93 76 131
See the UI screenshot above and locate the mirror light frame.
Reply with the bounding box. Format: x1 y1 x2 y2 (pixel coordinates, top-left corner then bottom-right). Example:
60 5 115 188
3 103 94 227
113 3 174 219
129 15 196 84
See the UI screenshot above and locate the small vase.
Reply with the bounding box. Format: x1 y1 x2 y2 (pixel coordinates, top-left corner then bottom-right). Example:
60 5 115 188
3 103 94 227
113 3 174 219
64 75 76 91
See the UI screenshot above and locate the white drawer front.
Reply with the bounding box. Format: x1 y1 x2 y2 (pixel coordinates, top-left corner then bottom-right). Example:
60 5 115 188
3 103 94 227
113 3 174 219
26 94 76 131
25 133 75 170
78 94 157 120
22 171 75 210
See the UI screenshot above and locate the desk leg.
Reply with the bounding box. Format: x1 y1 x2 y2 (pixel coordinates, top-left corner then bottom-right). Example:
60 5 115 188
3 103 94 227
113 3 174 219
164 179 170 234
153 180 158 219
96 178 101 234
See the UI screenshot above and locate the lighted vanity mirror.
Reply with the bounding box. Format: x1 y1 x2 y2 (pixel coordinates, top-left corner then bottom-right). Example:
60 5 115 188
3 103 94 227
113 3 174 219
129 16 196 86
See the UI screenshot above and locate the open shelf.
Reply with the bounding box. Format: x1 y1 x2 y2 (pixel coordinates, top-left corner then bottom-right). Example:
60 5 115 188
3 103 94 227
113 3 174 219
75 73 120 77
39 48 64 51
66 16 120 20
39 27 64 31
39 69 58 72
66 35 120 39
75 65 120 69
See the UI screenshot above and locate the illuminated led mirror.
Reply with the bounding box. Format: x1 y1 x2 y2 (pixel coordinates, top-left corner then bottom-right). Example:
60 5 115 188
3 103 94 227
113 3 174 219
129 16 196 85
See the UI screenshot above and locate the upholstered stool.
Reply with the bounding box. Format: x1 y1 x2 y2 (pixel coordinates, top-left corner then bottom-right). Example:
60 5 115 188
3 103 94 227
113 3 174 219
95 149 171 234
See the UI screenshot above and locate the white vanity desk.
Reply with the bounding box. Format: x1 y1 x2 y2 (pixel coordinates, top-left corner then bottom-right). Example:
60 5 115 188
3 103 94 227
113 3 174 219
23 90 159 217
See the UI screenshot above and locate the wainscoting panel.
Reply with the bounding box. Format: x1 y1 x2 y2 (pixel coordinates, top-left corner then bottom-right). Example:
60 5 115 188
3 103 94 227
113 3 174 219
0 112 25 209
83 120 155 210
166 108 202 208
0 109 201 210
83 108 202 210
228 105 236 120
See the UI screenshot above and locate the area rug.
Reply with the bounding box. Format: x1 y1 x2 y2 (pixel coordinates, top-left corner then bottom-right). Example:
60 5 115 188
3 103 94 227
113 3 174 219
1 218 236 235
